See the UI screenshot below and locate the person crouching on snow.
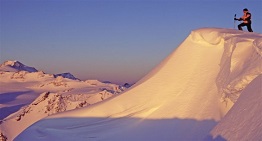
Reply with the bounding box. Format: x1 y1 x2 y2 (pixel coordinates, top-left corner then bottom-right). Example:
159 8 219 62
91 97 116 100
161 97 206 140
234 8 253 32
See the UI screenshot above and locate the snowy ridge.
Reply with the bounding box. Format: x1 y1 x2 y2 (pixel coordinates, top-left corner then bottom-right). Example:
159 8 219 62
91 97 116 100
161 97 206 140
14 28 262 140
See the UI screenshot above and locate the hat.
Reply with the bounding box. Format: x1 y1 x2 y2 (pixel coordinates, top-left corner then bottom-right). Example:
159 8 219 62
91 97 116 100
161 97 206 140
243 8 248 11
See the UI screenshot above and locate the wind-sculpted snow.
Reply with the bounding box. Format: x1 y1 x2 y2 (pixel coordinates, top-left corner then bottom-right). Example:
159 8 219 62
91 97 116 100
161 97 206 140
253 37 262 56
211 75 262 140
190 28 224 45
15 28 262 141
215 29 262 104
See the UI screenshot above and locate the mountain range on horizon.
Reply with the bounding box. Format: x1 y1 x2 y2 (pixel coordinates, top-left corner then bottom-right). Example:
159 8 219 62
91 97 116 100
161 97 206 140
0 60 126 84
0 60 129 141
0 60 78 80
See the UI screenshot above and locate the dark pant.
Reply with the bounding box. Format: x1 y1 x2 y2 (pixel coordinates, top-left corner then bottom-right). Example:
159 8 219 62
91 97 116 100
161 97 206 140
238 22 253 32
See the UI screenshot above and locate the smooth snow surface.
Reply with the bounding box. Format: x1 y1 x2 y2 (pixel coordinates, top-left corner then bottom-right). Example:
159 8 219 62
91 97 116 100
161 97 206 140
15 28 262 141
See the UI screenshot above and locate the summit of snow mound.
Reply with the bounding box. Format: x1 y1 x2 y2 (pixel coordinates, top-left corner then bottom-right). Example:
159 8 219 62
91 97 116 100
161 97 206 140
0 60 38 72
15 28 262 141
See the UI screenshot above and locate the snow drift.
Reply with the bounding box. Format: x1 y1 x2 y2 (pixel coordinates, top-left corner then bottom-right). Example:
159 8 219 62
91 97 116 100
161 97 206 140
15 28 262 141
211 75 262 140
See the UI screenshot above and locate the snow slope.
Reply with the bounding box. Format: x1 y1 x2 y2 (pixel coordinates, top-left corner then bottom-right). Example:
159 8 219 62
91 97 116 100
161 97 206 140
0 62 126 141
15 28 262 141
210 75 262 141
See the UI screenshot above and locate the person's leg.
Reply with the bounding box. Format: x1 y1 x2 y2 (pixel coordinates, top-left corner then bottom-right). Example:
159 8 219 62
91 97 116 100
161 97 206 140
238 23 245 30
247 23 253 32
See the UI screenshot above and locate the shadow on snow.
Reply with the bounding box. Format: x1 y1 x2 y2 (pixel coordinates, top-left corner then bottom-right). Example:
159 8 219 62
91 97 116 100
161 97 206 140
0 91 32 104
0 91 32 120
16 117 226 141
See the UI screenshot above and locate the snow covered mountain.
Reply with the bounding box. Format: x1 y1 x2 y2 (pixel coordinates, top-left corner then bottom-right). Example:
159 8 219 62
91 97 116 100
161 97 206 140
54 73 79 80
0 60 80 81
0 60 38 72
12 28 262 141
0 61 126 141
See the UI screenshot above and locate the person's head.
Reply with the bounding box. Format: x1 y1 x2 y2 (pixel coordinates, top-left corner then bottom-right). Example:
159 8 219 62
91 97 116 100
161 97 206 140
243 8 249 13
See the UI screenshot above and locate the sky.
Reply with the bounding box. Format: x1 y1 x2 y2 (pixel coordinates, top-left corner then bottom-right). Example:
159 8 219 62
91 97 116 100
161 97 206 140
1 0 262 84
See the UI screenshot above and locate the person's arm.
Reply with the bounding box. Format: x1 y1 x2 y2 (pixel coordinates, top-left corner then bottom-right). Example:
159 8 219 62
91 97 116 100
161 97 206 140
234 17 243 21
243 13 251 20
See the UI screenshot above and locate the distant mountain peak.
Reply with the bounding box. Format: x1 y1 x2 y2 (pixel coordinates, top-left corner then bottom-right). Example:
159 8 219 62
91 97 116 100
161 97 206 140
54 72 79 80
2 60 22 66
0 60 82 81
0 60 38 72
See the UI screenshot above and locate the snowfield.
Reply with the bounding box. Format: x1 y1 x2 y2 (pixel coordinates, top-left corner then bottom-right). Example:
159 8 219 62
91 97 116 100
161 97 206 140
2 28 262 141
0 61 126 141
